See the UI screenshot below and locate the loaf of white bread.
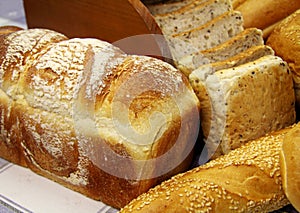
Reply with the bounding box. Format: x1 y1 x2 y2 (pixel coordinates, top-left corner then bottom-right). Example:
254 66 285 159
0 27 200 209
120 123 300 212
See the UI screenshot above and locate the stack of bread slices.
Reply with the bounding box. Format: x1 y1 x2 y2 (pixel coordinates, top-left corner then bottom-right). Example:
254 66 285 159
146 0 296 160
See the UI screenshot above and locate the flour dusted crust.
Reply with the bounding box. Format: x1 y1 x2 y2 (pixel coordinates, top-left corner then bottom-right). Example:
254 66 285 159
0 28 200 208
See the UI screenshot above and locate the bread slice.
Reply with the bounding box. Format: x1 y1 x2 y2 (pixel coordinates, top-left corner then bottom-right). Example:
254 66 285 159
195 45 274 74
147 0 196 15
177 28 264 75
155 0 232 35
189 55 296 159
168 10 244 61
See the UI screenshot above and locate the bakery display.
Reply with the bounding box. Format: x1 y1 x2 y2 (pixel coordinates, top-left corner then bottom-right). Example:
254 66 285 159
267 9 300 112
147 0 296 161
1 0 299 212
0 27 200 209
120 124 298 212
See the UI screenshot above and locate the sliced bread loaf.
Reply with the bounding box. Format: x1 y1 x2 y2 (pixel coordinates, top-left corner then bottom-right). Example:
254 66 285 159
168 10 244 61
177 28 264 75
197 45 274 73
147 0 197 15
155 0 232 35
189 55 296 159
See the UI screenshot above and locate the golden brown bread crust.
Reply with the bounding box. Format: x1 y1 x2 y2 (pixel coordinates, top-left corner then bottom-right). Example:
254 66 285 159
235 0 300 30
120 125 297 213
0 28 200 208
0 25 23 36
280 123 300 212
267 9 300 110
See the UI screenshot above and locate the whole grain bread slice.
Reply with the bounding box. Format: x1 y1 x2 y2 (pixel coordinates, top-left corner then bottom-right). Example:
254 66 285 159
177 28 264 75
189 55 296 159
168 10 244 61
197 45 274 73
155 0 232 35
147 0 199 15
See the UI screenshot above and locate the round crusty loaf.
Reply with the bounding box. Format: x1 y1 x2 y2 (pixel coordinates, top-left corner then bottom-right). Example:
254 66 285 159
280 124 300 212
0 28 200 208
266 9 300 110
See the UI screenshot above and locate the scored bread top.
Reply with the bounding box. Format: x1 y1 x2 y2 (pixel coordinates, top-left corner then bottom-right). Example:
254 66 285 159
0 29 68 97
0 28 200 183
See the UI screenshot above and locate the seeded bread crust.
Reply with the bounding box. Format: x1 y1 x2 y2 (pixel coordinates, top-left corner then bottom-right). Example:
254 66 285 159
120 125 296 213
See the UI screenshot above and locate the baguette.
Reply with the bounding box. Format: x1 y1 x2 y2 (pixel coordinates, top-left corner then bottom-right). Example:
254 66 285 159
0 28 200 209
280 124 300 212
235 0 300 30
189 55 295 158
266 9 300 111
120 124 299 213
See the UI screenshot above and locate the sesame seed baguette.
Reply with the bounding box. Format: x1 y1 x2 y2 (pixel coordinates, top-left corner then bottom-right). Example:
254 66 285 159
0 27 200 209
120 124 299 213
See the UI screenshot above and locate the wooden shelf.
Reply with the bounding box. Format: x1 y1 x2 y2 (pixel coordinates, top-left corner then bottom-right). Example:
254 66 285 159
23 0 170 59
